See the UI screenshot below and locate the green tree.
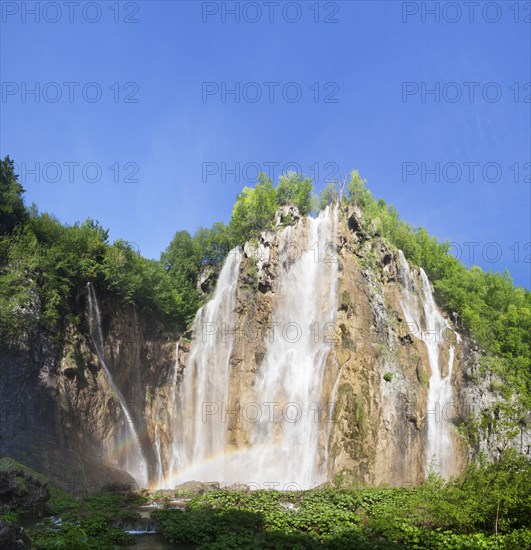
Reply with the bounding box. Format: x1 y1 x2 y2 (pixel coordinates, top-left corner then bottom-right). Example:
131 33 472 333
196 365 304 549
0 156 28 235
193 222 234 266
318 182 339 210
346 169 371 208
276 172 314 215
161 230 199 283
229 173 277 243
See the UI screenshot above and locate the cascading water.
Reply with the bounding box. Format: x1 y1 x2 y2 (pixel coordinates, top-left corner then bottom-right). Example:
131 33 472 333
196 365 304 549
86 283 149 487
165 249 242 486
166 342 180 479
397 252 456 478
160 207 339 489
154 425 163 484
247 206 339 487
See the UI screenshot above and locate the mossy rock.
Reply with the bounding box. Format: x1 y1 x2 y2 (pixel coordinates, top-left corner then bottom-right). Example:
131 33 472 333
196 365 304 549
0 457 50 517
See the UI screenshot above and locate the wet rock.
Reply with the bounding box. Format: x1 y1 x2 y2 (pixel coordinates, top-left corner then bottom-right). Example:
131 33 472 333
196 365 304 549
101 481 138 494
275 204 300 226
0 287 176 493
62 366 76 379
197 265 217 295
400 334 413 345
0 521 30 550
174 481 220 494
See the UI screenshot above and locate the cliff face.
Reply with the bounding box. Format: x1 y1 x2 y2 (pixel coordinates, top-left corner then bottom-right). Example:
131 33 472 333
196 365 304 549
327 207 467 485
0 288 176 493
1 205 525 491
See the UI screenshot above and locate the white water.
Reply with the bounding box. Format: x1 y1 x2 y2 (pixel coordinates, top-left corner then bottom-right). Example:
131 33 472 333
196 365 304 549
86 283 149 487
164 248 242 486
247 206 339 487
166 342 180 479
397 252 456 478
160 207 339 489
154 425 163 485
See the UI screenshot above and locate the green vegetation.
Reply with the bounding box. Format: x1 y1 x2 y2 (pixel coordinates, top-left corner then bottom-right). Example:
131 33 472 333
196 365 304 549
0 452 528 549
26 486 146 549
0 157 28 235
151 449 530 549
228 173 278 243
0 156 222 339
319 181 340 210
0 457 49 517
276 171 315 216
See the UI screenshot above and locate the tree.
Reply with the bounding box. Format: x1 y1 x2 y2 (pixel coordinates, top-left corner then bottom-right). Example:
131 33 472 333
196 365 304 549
346 169 371 208
193 222 233 266
161 230 199 283
0 156 28 235
276 172 314 215
318 182 339 210
229 173 277 243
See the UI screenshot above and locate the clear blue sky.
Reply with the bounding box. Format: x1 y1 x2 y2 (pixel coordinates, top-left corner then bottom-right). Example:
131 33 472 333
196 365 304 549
1 1 530 288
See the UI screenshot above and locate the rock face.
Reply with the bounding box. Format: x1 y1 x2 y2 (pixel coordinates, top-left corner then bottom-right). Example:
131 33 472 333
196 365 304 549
0 521 30 550
168 205 531 487
0 205 526 491
0 289 176 493
326 208 465 484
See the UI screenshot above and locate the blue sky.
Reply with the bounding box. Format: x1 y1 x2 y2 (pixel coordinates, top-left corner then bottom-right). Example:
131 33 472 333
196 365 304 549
1 1 530 288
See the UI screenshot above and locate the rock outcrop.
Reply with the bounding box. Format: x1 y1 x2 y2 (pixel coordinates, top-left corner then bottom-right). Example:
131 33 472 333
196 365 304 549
0 521 30 550
0 457 49 516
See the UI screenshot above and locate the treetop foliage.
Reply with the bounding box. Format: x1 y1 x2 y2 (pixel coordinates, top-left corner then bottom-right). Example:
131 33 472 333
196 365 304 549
0 156 28 236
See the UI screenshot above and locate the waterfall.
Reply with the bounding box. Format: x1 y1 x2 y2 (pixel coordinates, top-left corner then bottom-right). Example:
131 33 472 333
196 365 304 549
397 252 456 478
154 425 163 484
164 248 242 486
161 207 339 489
246 206 339 487
86 283 149 487
166 342 180 479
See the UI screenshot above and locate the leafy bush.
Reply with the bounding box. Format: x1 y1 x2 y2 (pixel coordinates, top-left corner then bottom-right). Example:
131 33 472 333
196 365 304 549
152 455 530 549
29 488 142 549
